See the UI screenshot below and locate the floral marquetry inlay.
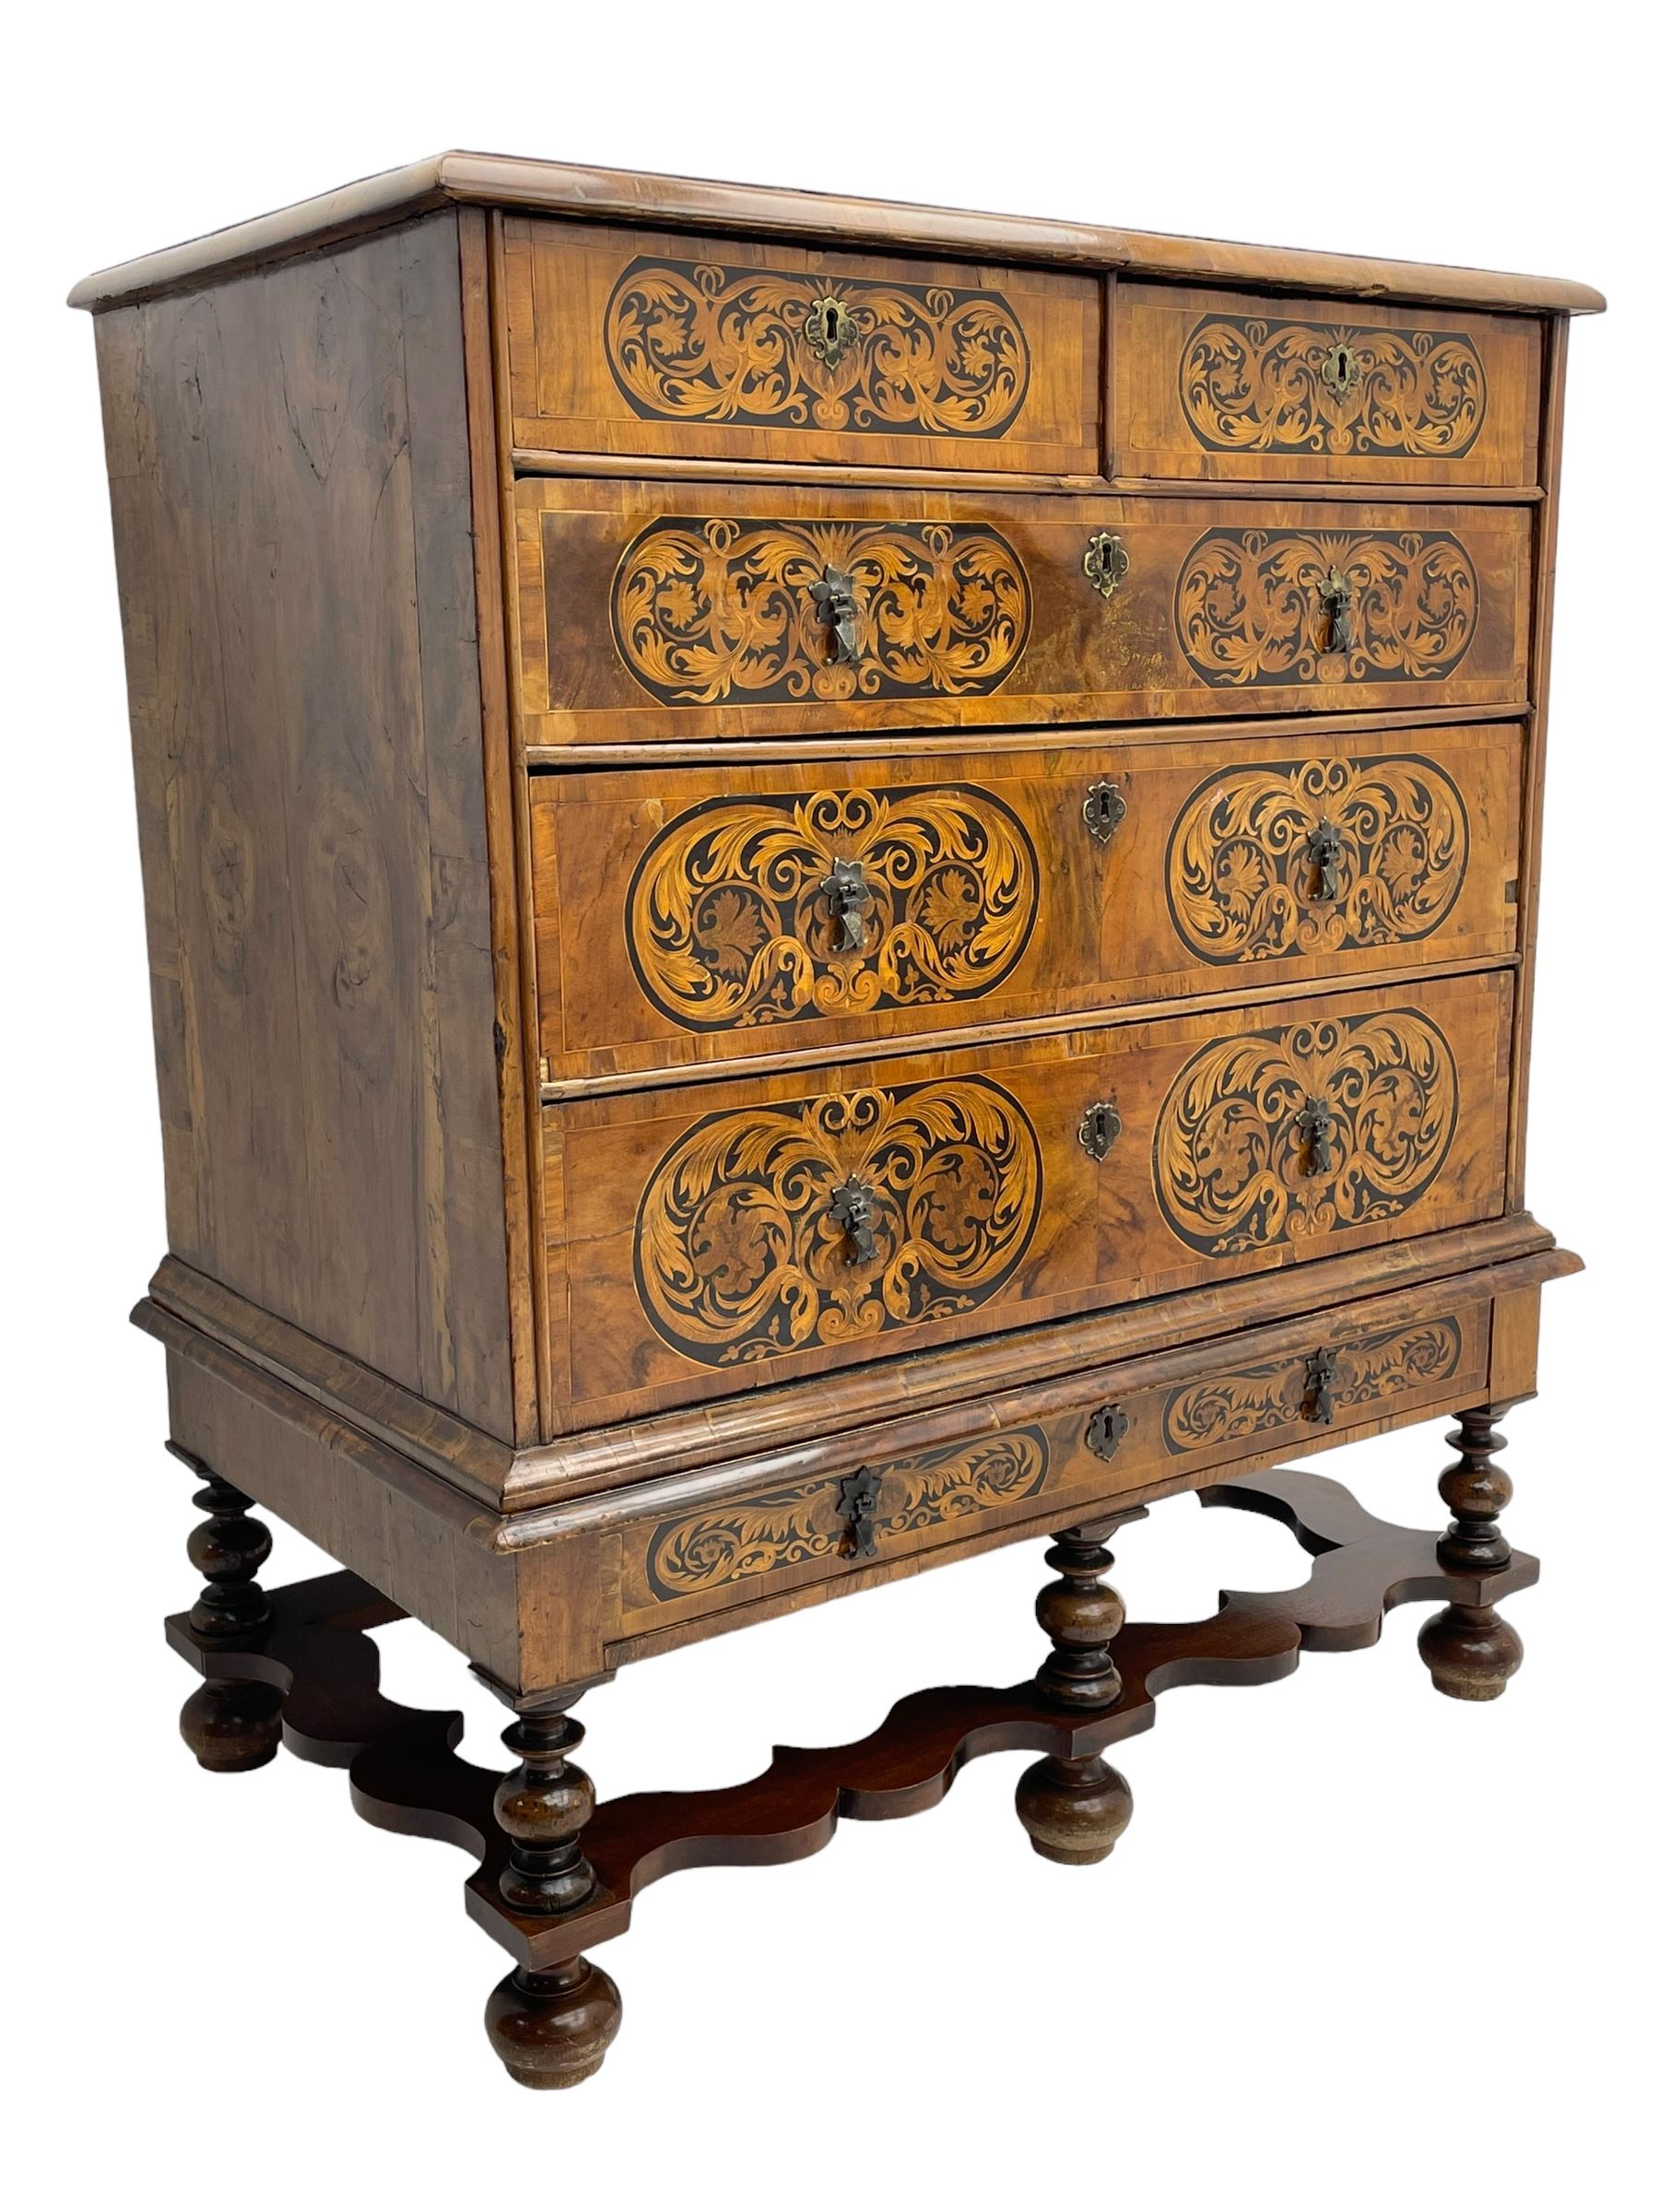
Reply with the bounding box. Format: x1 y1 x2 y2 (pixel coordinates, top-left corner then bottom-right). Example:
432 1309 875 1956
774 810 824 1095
627 785 1039 1032
1161 1318 1465 1451
1152 1010 1459 1256
611 518 1031 706
640 1429 1051 1602
1166 755 1471 963
604 258 1032 437
1173 529 1479 688
1178 316 1488 457
634 1079 1041 1367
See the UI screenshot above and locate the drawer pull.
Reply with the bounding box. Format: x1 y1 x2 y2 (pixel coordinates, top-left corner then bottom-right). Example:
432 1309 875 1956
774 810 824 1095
809 563 860 662
822 855 875 951
1082 775 1127 848
828 1174 879 1265
1082 528 1130 600
1295 1096 1335 1176
837 1466 881 1559
1305 1347 1337 1425
1078 1098 1123 1161
1086 1403 1131 1462
1307 819 1343 903
1318 565 1356 653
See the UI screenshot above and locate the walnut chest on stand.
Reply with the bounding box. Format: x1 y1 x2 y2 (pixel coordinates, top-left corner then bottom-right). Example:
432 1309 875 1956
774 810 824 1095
73 153 1600 2088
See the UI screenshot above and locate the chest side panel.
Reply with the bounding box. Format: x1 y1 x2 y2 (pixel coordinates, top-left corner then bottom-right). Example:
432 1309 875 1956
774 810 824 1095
96 211 515 1438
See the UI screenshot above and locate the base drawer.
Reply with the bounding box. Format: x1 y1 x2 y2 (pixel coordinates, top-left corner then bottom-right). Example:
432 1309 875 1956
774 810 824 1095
616 1286 1495 1632
532 723 1522 1085
513 480 1532 744
538 970 1512 1433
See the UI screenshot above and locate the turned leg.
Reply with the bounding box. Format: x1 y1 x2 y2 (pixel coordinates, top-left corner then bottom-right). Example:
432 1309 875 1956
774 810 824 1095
482 1690 621 2089
174 1451 285 1772
1015 1519 1134 1865
1418 1406 1525 1702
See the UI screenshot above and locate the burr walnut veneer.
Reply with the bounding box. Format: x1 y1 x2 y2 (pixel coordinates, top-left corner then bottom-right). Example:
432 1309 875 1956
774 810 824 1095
75 153 1598 2089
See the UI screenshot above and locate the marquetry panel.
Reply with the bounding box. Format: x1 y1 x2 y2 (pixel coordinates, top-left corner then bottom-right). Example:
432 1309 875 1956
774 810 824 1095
1159 1313 1470 1450
530 725 1521 1084
1113 283 1542 486
631 1427 1052 1606
501 218 1101 475
513 480 1530 742
537 971 1511 1433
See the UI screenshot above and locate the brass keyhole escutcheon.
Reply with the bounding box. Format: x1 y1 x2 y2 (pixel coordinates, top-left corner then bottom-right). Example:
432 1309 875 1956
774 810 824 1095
1078 1098 1123 1162
1082 529 1130 601
1322 340 1359 397
804 291 854 368
1082 777 1127 849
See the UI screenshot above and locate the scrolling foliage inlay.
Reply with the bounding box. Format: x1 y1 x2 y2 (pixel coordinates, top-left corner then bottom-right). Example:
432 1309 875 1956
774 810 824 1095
627 784 1039 1032
611 517 1031 705
1178 316 1488 457
1166 755 1471 963
641 1428 1051 1601
1153 1009 1459 1255
634 1078 1041 1367
1174 528 1479 688
1161 1317 1465 1451
604 257 1032 438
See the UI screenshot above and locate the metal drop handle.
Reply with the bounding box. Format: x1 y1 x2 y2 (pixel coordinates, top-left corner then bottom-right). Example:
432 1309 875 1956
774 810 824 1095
810 564 859 662
828 1175 878 1265
823 856 874 950
1318 566 1355 653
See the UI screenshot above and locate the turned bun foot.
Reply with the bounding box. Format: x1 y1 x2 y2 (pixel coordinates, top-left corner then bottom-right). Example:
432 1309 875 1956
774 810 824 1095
1015 1751 1133 1865
1418 1602 1524 1701
485 1958 622 2089
179 1677 285 1771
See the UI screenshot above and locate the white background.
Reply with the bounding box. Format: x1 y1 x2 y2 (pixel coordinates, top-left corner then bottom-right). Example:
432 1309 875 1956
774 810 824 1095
6 5 1653 2204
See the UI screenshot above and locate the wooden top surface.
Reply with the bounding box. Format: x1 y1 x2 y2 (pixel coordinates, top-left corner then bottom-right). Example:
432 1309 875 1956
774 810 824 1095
68 149 1606 314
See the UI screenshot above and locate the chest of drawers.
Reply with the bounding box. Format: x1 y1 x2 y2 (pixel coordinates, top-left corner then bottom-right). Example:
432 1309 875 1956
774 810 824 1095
75 153 1599 2089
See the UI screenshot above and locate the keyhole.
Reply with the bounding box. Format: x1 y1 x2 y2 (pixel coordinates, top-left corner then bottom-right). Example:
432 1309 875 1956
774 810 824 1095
821 302 841 346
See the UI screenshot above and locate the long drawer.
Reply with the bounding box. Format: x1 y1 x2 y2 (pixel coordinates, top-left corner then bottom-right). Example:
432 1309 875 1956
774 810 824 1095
531 723 1522 1085
537 971 1512 1432
617 1287 1496 1634
1112 282 1543 488
513 481 1532 743
500 217 1102 477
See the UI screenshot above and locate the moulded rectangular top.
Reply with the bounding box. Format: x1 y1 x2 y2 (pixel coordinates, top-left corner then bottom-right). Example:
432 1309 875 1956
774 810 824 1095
67 149 1607 316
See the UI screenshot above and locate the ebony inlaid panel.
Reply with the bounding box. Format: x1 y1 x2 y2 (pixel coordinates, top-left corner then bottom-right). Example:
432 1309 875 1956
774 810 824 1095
529 724 1521 1085
514 481 1532 742
1113 283 1543 486
537 971 1512 1433
502 218 1101 475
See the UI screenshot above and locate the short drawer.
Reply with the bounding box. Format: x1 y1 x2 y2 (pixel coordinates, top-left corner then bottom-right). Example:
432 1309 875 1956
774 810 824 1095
1112 283 1543 488
531 724 1523 1085
500 217 1102 477
617 1290 1494 1630
537 970 1512 1433
513 480 1532 743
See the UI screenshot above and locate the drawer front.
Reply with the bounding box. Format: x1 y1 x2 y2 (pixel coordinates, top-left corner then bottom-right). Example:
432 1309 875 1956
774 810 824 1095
1113 283 1543 488
532 725 1522 1084
539 971 1512 1432
618 1295 1493 1630
513 481 1531 743
501 218 1102 477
